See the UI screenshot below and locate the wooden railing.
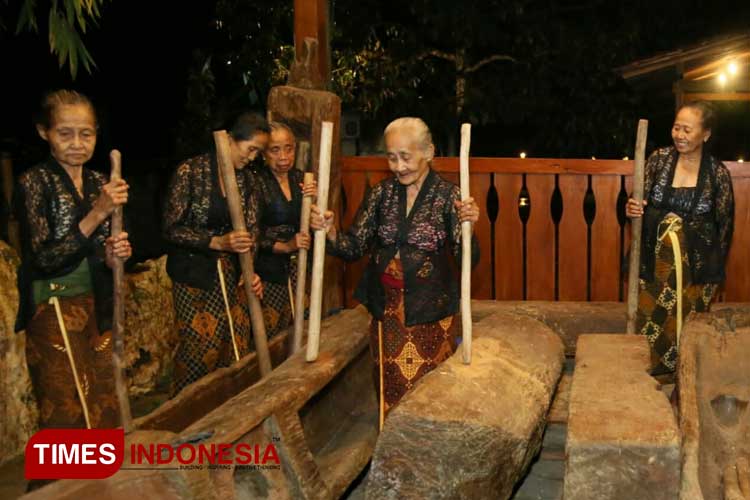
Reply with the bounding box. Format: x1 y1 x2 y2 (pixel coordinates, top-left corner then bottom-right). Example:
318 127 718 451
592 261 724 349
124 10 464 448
340 157 750 305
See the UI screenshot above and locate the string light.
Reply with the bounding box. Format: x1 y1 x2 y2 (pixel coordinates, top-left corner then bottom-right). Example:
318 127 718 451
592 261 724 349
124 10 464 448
519 152 527 159
623 156 629 160
739 157 745 163
718 73 727 86
728 61 739 75
591 156 596 160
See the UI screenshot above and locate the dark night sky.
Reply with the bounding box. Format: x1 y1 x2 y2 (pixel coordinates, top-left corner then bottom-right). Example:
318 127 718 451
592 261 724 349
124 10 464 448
1 1 216 165
1 0 749 166
1 1 748 259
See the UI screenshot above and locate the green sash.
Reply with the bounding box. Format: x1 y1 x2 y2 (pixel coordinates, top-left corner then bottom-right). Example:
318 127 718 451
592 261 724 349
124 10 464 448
32 259 93 305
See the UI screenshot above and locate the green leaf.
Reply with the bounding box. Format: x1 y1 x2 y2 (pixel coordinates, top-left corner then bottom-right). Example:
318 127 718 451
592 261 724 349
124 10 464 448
15 0 39 34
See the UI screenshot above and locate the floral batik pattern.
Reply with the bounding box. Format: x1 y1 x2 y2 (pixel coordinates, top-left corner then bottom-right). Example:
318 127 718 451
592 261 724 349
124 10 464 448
171 256 252 396
25 295 119 428
369 259 458 414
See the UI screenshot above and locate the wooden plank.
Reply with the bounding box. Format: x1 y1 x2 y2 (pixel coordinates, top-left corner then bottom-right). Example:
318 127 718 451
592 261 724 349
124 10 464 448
340 172 369 307
525 175 556 300
343 158 750 178
495 174 524 300
684 92 750 102
724 177 750 301
470 173 493 300
344 157 634 175
558 175 589 301
590 176 622 301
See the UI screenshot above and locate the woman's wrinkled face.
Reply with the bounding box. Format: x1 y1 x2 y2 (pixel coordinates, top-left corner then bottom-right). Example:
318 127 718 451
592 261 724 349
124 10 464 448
37 104 97 169
672 107 710 155
265 128 296 175
230 132 269 169
385 129 433 186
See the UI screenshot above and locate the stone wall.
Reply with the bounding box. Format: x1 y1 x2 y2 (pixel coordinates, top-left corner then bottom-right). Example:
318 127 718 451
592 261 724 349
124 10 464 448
0 241 38 466
0 243 178 464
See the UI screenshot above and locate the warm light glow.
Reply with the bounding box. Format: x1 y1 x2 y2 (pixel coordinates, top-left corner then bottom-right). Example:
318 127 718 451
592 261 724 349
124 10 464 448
728 61 739 75
718 73 727 85
623 156 629 161
739 158 745 163
519 152 527 159
519 197 529 207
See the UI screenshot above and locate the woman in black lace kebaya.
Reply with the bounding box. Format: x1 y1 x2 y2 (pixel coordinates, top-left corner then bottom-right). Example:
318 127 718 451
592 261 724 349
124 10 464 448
627 101 734 375
164 113 267 395
311 117 480 415
254 122 316 338
15 90 132 429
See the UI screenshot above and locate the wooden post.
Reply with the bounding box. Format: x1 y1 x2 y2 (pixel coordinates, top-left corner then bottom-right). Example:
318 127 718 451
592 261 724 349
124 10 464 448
459 124 473 364
293 0 330 84
626 119 649 334
292 171 315 354
306 122 333 362
109 150 134 432
213 131 272 376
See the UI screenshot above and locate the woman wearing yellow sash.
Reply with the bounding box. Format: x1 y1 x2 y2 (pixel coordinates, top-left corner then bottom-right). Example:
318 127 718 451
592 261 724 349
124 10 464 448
626 101 734 375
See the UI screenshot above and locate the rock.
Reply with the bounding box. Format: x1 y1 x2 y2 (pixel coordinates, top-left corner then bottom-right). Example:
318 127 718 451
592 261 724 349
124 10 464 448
0 241 38 466
123 256 178 395
678 309 750 500
565 334 680 500
365 309 565 500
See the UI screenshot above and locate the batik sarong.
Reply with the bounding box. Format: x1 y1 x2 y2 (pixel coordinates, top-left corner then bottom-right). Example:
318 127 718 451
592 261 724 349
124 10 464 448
637 214 716 375
25 294 120 428
369 259 458 414
171 256 252 396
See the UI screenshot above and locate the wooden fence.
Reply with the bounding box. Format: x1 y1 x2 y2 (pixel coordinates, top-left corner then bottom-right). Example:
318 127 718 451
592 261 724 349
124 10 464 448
340 157 750 306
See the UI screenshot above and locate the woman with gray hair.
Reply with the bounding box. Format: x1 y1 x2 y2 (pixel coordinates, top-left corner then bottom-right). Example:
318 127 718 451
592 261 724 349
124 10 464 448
253 121 316 338
311 117 480 415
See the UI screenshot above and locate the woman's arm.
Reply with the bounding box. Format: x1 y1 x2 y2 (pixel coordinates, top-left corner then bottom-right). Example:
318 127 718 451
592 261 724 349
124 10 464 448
311 183 383 262
16 173 91 273
163 162 216 251
714 165 735 263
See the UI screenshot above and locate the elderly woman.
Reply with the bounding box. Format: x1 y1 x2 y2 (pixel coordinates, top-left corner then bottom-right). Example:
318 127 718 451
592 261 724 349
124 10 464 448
311 117 480 415
253 122 315 338
164 112 266 395
15 89 131 429
627 101 734 375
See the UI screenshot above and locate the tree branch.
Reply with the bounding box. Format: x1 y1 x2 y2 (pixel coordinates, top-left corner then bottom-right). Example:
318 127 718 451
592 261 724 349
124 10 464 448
415 50 516 73
465 54 516 73
416 50 457 63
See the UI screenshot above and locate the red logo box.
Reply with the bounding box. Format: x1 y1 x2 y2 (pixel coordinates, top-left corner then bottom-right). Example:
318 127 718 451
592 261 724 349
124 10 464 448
25 429 125 479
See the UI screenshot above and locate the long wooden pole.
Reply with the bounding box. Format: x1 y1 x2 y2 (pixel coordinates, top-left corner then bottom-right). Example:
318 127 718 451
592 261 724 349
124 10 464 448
213 131 272 375
306 122 333 362
50 296 91 429
626 119 649 334
109 150 133 432
459 124 473 364
292 171 315 354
